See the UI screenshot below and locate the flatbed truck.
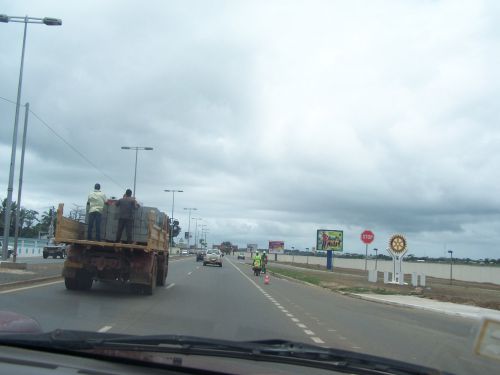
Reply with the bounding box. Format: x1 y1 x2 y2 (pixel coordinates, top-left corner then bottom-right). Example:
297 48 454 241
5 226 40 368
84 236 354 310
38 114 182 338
56 203 169 295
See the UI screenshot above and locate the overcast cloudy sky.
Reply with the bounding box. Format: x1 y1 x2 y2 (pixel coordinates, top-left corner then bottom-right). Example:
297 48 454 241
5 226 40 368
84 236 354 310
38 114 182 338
1 0 499 258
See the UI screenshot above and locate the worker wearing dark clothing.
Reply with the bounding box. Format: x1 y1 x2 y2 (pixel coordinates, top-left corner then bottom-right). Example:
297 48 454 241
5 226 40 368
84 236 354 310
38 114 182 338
115 189 139 243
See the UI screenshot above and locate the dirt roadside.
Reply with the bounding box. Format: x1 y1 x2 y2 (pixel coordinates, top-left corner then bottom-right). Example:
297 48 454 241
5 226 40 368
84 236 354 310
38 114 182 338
267 262 500 311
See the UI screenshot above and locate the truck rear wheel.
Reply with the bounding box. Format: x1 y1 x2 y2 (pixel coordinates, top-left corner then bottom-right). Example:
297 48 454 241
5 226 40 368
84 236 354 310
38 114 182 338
64 277 79 290
157 256 169 286
43 253 48 259
143 259 157 295
77 271 93 290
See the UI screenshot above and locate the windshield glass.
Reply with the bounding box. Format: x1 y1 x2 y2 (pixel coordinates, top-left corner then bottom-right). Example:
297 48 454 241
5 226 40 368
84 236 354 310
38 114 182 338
1 1 499 375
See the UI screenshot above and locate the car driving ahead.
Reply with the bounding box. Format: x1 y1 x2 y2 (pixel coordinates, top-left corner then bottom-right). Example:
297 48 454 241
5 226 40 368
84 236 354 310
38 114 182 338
203 249 222 267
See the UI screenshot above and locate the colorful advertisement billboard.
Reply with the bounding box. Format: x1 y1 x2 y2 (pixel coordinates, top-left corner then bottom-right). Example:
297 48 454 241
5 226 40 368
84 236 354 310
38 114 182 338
268 241 285 253
316 230 343 251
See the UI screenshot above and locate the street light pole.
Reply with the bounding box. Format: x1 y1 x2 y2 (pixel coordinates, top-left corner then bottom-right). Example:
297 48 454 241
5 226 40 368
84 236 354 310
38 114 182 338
164 190 183 247
121 146 153 197
13 102 30 262
448 250 453 285
192 218 202 250
374 248 378 270
1 14 62 261
184 208 197 250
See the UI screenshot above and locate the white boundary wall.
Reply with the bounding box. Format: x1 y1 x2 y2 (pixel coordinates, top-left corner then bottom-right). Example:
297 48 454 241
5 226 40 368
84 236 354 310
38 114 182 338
272 254 500 285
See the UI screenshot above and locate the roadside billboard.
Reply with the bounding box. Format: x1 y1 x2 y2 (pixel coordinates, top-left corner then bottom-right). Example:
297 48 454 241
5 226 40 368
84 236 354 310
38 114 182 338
316 230 343 251
247 244 258 252
268 241 285 253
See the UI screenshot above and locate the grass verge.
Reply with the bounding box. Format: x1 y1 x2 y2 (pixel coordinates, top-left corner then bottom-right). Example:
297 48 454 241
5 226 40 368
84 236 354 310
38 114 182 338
268 267 322 285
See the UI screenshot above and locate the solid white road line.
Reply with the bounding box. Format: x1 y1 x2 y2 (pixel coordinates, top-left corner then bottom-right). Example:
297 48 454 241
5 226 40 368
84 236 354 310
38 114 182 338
166 283 176 289
0 280 63 294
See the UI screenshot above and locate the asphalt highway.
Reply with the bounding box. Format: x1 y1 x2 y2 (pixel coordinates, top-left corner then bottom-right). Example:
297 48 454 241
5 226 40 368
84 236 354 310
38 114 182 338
0 255 496 375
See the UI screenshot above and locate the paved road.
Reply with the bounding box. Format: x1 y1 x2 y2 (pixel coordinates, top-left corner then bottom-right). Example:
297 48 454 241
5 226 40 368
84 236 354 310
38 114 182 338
0 255 495 375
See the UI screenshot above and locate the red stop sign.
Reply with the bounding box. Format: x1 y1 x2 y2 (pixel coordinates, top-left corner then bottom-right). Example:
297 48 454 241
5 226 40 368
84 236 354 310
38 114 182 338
361 230 374 244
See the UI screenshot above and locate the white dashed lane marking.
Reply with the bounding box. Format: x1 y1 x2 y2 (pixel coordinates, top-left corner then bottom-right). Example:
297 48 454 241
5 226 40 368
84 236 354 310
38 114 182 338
228 259 327 346
98 325 112 333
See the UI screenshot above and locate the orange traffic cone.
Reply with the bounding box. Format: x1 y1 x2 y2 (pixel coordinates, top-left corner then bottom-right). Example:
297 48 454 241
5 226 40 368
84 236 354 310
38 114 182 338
264 275 270 284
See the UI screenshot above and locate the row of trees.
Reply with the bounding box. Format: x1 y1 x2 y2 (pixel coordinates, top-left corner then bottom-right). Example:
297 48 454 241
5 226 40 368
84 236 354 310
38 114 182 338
0 198 54 238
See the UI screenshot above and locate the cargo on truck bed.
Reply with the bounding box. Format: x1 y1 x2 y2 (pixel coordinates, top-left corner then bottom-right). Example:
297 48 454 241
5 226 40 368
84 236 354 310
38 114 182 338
56 202 170 295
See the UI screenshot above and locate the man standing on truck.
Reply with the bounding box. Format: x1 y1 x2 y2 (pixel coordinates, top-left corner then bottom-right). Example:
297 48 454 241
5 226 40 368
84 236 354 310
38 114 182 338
115 189 139 243
87 183 107 241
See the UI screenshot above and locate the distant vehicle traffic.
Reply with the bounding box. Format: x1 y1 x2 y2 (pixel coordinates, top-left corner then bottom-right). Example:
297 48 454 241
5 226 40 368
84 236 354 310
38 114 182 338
237 252 245 260
0 241 14 258
203 249 222 267
43 239 66 259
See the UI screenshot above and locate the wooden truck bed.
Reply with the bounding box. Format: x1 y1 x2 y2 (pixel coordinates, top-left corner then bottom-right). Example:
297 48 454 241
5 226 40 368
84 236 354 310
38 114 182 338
55 203 168 252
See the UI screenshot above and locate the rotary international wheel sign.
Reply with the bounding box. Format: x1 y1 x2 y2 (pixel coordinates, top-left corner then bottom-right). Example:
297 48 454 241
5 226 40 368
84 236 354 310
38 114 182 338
389 234 407 254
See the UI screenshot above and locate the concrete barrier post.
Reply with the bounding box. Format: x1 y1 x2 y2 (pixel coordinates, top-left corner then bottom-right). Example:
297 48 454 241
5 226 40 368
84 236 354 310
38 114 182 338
412 272 418 286
368 270 377 283
399 274 405 285
384 271 390 283
420 274 426 287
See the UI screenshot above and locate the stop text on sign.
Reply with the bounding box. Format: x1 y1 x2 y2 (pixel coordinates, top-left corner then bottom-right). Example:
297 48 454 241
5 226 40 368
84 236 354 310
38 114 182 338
361 230 374 244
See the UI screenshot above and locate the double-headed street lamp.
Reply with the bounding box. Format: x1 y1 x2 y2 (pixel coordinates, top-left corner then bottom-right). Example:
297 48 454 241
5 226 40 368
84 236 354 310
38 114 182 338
1 14 62 261
121 146 153 197
201 227 209 249
165 190 183 247
200 224 208 249
184 208 197 250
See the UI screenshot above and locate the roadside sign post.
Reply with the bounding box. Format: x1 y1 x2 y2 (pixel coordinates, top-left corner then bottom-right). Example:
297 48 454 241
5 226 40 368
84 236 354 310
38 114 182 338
326 250 333 271
386 234 408 285
361 230 374 271
317 229 343 271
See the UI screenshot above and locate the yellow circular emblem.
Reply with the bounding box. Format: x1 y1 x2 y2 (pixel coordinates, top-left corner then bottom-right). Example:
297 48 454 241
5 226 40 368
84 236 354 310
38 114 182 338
389 234 407 254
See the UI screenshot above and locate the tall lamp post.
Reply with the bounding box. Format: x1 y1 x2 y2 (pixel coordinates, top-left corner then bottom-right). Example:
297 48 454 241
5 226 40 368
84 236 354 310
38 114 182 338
1 14 62 261
191 217 202 250
201 227 209 249
183 208 197 250
373 248 378 270
164 190 183 247
121 146 153 197
448 250 453 285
